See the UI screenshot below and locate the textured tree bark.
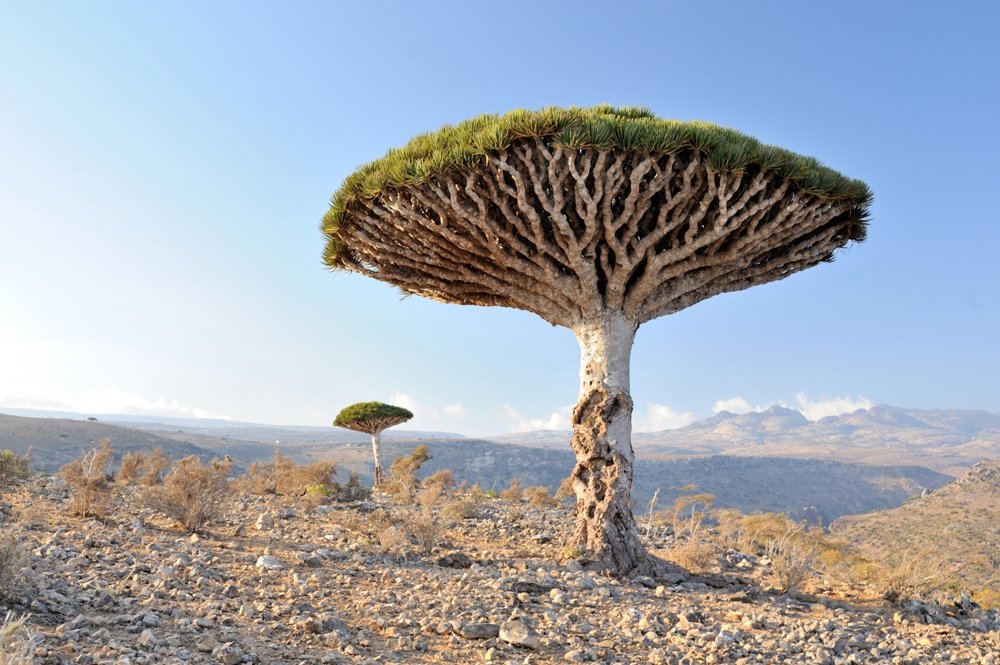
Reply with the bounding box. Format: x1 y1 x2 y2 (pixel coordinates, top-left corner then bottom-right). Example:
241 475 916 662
568 311 682 578
370 431 384 487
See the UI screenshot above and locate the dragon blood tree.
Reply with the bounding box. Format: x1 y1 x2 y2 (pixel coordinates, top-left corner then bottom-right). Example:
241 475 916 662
322 106 871 576
334 401 413 487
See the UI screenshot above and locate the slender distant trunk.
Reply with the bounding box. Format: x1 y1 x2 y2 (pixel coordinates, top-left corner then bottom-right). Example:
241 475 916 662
371 431 384 487
567 311 682 578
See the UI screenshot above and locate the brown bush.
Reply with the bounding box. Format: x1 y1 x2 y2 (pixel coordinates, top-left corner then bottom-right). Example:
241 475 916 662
555 475 575 501
407 511 442 555
765 528 818 594
422 469 455 492
377 524 408 555
59 439 114 517
118 448 171 486
0 451 30 490
384 446 431 500
0 528 28 602
233 451 337 497
143 456 232 533
441 495 480 521
499 478 524 502
0 611 36 665
523 485 558 508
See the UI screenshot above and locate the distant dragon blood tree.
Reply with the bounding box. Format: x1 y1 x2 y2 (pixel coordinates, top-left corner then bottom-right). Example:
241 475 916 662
334 401 413 486
322 106 871 577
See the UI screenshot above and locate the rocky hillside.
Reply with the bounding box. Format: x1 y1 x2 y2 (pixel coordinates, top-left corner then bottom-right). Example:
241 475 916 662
1 480 998 664
0 414 954 526
415 443 951 526
832 460 1000 605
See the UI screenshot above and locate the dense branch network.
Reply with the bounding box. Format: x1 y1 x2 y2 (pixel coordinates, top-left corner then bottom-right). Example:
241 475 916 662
336 415 411 435
335 137 861 327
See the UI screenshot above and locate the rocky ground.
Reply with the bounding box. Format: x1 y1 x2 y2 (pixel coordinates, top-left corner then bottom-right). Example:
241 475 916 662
1 480 999 665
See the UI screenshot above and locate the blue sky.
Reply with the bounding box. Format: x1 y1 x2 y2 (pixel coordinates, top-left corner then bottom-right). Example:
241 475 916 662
1 1 997 435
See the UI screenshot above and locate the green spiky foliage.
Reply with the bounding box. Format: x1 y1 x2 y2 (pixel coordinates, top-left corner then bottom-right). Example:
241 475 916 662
322 105 871 267
334 401 413 432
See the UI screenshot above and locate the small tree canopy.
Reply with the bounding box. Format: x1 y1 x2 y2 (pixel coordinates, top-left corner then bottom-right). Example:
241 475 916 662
333 401 413 435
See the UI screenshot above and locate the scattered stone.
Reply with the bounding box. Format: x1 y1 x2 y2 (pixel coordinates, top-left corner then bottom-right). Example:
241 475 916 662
255 555 284 570
437 551 473 568
456 622 500 639
499 617 540 649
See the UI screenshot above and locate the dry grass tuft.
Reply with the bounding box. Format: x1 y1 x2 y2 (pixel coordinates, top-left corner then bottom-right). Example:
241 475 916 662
0 451 30 492
59 438 114 517
143 456 232 533
499 478 523 501
117 448 171 486
0 611 36 665
0 528 28 602
523 485 558 509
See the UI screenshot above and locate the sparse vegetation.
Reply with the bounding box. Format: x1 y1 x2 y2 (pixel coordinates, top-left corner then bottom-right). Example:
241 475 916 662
117 447 170 486
764 526 819 594
523 485 558 509
384 445 430 500
0 450 30 490
0 528 28 602
0 612 36 665
234 450 338 497
59 438 114 517
143 456 233 533
499 478 523 501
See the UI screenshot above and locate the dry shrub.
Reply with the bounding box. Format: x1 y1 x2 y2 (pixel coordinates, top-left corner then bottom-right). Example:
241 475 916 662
555 475 575 501
0 611 37 665
13 489 49 530
116 452 144 484
0 451 30 490
117 448 171 486
765 527 819 594
417 483 445 511
144 456 232 533
669 540 718 573
378 524 408 554
234 451 338 497
422 469 455 492
860 547 962 603
664 491 718 573
59 438 114 517
721 511 800 554
441 494 480 521
524 485 558 509
0 528 28 602
385 446 430 500
468 483 498 499
499 478 523 501
408 511 442 555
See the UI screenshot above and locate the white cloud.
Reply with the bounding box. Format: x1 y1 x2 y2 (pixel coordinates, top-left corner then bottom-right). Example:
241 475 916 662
501 404 573 432
712 396 754 414
442 404 467 420
1 386 231 420
794 393 873 421
635 403 696 431
387 391 467 426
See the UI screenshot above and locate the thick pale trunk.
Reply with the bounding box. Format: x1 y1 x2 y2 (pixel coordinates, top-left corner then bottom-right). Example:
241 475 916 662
568 311 681 579
371 431 384 487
